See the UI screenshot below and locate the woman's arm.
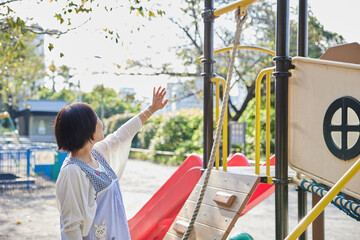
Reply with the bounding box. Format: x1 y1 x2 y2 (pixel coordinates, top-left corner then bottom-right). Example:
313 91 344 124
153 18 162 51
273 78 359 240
138 86 168 124
56 164 97 239
93 87 168 177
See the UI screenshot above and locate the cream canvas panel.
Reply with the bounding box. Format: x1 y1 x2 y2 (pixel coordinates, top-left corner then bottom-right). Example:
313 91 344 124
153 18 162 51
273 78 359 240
288 57 360 199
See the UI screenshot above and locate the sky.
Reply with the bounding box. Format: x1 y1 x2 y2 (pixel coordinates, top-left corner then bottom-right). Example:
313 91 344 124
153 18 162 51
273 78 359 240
9 0 360 102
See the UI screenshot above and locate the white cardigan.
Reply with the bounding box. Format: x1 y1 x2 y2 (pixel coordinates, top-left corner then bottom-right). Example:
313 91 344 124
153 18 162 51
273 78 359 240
55 115 142 239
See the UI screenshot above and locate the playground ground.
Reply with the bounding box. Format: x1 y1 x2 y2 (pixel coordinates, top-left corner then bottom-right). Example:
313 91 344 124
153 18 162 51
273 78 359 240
0 158 359 240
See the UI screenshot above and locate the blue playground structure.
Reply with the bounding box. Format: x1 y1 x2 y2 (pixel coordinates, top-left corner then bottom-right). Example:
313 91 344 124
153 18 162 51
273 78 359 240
0 112 67 189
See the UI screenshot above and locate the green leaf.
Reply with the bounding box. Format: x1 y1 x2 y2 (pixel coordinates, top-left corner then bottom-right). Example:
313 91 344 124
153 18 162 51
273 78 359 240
54 13 64 24
48 43 54 52
60 53 64 58
7 6 13 14
149 11 156 18
17 40 25 49
157 10 165 16
137 8 144 17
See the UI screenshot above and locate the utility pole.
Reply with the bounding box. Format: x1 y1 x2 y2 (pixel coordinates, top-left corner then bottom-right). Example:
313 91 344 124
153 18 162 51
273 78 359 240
101 83 104 121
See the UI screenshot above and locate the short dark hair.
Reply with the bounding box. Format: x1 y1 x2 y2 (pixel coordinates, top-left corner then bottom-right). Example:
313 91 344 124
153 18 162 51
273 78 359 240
55 102 98 152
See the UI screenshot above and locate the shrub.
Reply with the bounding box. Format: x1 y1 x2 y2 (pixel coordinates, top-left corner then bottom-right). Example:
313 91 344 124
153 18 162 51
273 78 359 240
104 113 140 147
148 109 203 164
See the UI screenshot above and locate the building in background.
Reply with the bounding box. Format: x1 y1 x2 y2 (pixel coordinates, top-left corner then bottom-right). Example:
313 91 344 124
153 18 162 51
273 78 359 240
119 87 135 99
15 100 66 143
165 82 203 112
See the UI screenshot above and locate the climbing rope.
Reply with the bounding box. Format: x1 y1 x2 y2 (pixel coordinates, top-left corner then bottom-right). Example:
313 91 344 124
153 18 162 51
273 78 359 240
300 178 360 221
181 9 247 240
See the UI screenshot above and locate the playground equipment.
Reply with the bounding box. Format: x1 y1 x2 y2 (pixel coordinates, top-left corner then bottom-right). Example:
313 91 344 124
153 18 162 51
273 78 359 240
128 154 276 239
288 57 360 199
0 112 62 189
128 155 203 239
128 1 277 239
128 0 359 239
0 146 60 188
164 1 278 239
0 111 21 144
164 0 360 239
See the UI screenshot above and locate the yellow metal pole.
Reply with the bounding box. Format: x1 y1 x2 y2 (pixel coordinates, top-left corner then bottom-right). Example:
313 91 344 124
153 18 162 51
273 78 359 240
211 77 222 170
211 77 228 171
214 46 275 57
0 111 10 120
255 71 265 175
255 68 274 175
198 46 275 62
217 77 228 171
213 0 261 17
286 156 360 240
211 78 220 170
223 104 228 171
266 72 271 182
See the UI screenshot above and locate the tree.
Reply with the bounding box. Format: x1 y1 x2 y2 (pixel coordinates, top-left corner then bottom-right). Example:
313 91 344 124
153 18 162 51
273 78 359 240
123 0 345 122
82 85 140 119
0 0 166 51
0 0 166 112
0 27 45 112
33 85 140 119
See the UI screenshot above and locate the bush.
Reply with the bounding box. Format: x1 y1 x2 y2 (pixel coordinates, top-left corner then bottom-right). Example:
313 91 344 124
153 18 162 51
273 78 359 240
106 109 203 165
104 113 140 148
137 114 163 148
238 96 275 160
142 108 203 165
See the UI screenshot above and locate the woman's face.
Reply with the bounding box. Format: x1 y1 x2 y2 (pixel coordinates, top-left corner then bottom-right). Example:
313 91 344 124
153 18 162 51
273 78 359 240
93 117 104 143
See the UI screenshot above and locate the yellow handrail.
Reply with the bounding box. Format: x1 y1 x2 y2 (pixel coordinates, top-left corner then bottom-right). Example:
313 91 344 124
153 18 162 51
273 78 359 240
198 45 275 61
0 111 10 120
286 156 360 240
213 0 261 17
214 46 276 57
211 77 228 171
255 67 274 183
265 70 271 179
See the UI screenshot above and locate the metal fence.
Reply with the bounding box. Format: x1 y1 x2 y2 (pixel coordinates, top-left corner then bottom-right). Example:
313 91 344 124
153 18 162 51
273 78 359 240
0 144 65 200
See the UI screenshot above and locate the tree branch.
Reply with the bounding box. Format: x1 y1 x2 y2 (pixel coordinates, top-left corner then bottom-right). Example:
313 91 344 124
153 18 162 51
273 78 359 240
170 90 202 102
28 18 91 36
0 0 20 6
114 71 199 77
169 17 202 53
231 80 256 121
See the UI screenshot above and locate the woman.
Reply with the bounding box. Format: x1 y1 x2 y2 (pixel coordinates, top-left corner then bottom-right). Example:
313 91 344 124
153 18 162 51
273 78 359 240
55 87 168 239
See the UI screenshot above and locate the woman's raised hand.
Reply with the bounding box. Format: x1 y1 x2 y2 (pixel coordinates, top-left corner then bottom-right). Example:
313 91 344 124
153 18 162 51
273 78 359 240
149 86 168 112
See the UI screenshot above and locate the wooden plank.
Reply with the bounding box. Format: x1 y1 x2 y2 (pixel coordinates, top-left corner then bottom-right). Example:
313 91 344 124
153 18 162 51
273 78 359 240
166 171 261 239
177 200 238 231
226 166 297 178
164 232 182 240
188 185 249 211
197 170 260 194
167 216 226 240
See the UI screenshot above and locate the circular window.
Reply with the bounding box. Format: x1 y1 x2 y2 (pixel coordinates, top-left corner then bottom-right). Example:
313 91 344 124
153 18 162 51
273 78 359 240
323 97 360 160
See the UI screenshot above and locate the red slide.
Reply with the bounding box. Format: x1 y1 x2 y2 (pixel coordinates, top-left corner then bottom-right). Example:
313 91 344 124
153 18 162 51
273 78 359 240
227 153 276 216
128 154 202 240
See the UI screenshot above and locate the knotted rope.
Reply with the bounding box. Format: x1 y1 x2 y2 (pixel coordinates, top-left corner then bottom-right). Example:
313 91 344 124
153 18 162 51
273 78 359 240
181 9 247 240
300 178 360 221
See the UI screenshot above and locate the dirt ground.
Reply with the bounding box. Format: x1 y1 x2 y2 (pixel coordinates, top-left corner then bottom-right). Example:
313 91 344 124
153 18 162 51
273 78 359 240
0 159 359 240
